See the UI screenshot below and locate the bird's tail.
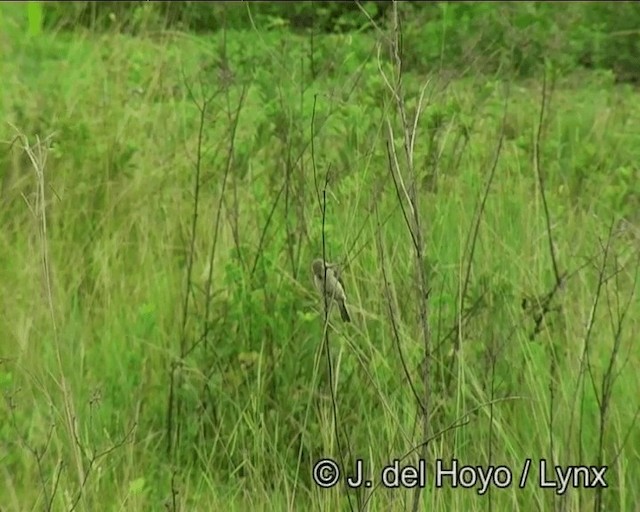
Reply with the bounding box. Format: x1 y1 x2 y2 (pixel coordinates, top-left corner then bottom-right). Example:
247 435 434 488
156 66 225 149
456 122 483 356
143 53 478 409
339 301 351 323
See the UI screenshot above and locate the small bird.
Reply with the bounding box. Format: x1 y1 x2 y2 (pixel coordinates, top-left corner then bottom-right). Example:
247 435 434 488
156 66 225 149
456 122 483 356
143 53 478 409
311 258 351 323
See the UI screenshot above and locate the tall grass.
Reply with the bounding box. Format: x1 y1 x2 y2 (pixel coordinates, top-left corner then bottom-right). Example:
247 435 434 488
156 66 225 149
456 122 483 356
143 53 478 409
0 6 639 511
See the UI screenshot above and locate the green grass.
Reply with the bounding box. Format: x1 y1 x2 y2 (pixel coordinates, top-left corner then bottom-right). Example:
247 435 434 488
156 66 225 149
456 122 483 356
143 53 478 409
1 18 639 512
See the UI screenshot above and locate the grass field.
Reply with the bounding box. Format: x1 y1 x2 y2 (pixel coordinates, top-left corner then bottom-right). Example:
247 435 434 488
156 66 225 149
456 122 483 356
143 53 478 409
1 10 639 512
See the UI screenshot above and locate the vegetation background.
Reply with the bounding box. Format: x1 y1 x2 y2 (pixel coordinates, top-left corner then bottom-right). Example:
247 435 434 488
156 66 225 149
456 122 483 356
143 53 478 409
1 2 639 511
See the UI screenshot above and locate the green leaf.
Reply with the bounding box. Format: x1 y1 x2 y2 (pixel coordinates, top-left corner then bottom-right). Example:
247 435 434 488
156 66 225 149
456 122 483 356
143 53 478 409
128 477 146 495
26 1 42 37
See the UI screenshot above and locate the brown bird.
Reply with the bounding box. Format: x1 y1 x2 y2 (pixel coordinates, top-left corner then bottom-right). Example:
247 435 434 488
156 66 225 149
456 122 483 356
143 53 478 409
311 258 351 323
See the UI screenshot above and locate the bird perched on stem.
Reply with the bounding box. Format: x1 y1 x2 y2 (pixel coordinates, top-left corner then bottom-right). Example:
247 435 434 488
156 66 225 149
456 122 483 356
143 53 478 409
311 258 351 323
